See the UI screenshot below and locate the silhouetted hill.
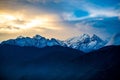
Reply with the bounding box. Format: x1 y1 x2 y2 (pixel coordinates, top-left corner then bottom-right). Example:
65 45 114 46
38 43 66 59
0 44 120 80
71 45 120 80
0 44 83 64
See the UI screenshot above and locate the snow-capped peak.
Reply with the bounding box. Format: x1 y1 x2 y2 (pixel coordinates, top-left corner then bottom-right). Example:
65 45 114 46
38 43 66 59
91 34 103 42
82 34 90 39
17 36 24 39
1 35 60 48
33 35 42 39
64 34 107 52
65 34 90 43
1 34 107 52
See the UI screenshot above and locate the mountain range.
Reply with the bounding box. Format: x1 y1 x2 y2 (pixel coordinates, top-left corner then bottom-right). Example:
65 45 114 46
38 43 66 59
1 34 107 52
0 34 120 80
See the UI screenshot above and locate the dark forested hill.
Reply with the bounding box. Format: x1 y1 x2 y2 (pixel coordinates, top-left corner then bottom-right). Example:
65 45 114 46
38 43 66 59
0 44 120 80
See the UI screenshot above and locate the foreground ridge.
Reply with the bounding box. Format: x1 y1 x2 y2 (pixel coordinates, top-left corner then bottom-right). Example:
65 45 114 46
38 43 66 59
0 44 120 80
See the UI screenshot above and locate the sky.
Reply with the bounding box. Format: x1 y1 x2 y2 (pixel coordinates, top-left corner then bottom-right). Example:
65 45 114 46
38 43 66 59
0 0 120 41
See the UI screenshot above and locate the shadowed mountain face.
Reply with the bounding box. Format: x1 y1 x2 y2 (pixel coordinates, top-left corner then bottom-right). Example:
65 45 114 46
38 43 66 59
0 44 120 80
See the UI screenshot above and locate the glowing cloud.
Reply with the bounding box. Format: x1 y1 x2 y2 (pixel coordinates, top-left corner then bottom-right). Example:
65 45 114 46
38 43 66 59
0 0 120 41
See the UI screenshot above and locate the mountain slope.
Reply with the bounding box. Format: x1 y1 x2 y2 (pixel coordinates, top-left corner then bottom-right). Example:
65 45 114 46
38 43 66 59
71 45 120 80
0 44 83 80
1 34 107 52
1 35 61 48
65 34 107 52
0 44 120 80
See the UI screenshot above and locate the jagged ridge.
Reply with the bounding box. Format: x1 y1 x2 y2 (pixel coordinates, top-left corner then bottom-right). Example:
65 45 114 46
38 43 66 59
1 34 107 52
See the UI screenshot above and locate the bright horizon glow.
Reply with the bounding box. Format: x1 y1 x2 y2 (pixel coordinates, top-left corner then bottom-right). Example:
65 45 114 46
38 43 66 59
0 13 62 30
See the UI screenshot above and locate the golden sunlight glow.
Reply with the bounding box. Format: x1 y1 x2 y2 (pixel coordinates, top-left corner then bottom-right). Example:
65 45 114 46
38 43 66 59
1 14 16 20
0 12 81 41
0 1 83 41
0 12 62 32
0 14 15 23
25 18 49 28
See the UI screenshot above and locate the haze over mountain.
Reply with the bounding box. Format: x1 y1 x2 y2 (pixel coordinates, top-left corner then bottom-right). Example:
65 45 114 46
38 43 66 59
106 33 120 46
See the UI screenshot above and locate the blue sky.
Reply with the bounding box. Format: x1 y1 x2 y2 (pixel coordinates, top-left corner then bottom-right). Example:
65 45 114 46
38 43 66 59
0 0 120 41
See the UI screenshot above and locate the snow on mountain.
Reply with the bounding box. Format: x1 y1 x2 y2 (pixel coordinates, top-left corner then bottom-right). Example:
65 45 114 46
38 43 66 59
64 34 90 48
1 35 60 48
64 34 107 52
1 34 107 52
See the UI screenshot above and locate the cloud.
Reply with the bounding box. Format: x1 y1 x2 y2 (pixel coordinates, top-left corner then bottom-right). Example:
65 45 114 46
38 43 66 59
107 33 120 45
75 22 103 37
0 26 20 30
87 7 120 18
0 0 120 41
0 9 62 30
61 0 120 21
62 11 89 21
27 0 61 4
